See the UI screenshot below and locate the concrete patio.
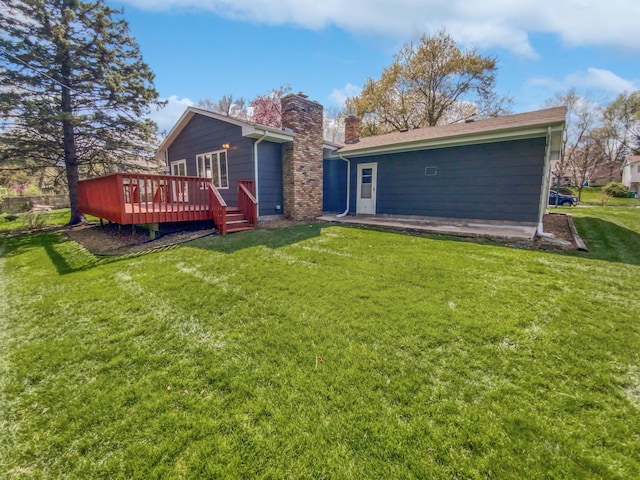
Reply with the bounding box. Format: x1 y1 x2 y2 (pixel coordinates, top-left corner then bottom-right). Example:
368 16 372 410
317 214 537 241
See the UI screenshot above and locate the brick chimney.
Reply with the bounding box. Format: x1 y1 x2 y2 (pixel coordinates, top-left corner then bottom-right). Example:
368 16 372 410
281 93 324 220
344 114 360 144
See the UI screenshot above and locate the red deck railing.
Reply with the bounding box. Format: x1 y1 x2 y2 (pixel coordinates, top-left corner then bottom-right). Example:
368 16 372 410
77 173 214 226
78 173 259 234
208 183 227 235
238 180 258 227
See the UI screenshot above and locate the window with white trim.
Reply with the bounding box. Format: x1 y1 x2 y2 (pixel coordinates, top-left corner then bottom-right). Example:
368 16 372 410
170 159 187 176
196 150 228 189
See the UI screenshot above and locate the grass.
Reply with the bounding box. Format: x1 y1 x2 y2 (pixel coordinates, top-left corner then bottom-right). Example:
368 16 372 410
1 209 640 478
565 186 638 207
0 209 76 232
553 205 640 264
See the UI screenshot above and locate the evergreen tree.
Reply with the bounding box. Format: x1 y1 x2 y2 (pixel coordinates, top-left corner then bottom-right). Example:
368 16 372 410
0 0 162 224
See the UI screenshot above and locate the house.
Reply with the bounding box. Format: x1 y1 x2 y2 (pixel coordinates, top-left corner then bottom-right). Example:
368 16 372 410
78 92 566 238
323 107 565 227
586 164 623 187
622 155 640 193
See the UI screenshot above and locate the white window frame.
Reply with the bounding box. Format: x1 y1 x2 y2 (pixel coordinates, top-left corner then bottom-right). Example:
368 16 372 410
196 150 229 189
170 159 187 176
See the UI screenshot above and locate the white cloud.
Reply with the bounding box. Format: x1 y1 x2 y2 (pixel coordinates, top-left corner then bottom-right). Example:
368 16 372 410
120 0 640 57
529 69 638 96
328 83 361 107
566 68 637 94
149 95 194 134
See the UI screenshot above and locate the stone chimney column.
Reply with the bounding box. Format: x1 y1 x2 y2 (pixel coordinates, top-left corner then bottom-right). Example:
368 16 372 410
281 93 324 220
344 114 360 144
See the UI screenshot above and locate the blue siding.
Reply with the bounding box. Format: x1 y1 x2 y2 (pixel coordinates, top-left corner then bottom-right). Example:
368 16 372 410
257 141 284 216
167 115 254 206
323 159 348 212
333 137 546 223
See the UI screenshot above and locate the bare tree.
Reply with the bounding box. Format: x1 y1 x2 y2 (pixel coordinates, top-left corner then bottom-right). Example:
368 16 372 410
602 91 640 157
545 89 602 198
567 134 607 199
197 94 248 119
323 106 345 143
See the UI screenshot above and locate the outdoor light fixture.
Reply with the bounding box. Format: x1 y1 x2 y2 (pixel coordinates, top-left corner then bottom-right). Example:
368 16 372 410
222 143 230 149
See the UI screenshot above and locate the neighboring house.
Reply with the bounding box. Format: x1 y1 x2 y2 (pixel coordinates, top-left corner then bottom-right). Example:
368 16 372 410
622 155 640 193
80 93 565 236
587 164 623 187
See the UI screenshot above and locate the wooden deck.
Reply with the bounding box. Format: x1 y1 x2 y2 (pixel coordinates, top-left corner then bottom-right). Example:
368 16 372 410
78 173 257 234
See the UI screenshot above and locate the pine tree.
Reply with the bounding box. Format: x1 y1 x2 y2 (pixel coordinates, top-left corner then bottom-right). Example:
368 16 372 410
0 0 162 224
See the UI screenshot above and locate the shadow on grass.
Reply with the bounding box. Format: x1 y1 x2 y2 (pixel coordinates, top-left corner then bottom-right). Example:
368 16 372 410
4 218 637 278
1 231 120 275
566 217 640 266
2 223 326 275
185 222 325 254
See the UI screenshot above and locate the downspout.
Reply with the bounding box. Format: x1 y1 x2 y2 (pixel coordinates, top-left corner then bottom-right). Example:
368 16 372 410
253 130 269 219
337 153 351 218
537 126 554 238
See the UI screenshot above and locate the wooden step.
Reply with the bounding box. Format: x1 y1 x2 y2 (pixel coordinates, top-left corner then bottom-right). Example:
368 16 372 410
226 226 254 233
218 207 255 233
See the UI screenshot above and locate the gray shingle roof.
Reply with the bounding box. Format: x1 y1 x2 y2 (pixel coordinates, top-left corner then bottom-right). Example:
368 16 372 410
336 107 567 154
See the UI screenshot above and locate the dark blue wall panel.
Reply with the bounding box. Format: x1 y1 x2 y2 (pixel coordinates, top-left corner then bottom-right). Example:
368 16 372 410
323 159 348 213
167 114 254 206
336 137 546 223
257 141 284 216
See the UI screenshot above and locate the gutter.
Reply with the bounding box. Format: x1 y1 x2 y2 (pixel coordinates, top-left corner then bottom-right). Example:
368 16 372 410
537 126 554 238
337 153 351 218
253 130 269 219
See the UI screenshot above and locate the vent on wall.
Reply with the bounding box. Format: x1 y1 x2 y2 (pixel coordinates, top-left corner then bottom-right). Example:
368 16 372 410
425 166 437 176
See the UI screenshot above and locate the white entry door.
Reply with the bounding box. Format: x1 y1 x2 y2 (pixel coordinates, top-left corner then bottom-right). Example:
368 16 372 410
356 162 377 214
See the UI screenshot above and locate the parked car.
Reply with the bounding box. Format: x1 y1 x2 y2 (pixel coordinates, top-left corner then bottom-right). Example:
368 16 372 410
549 190 577 206
556 187 575 196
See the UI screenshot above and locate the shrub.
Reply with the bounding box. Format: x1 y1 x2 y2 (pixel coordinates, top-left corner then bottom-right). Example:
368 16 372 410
602 182 628 198
23 211 46 229
599 191 612 206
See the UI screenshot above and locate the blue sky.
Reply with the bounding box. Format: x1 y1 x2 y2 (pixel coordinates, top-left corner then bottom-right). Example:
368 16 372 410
106 0 640 133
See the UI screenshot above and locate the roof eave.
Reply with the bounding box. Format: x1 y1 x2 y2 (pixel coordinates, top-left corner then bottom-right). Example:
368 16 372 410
155 106 295 157
242 126 294 143
330 123 565 159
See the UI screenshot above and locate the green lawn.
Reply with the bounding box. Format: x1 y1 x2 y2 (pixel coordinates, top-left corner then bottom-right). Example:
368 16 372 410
563 186 638 207
0 209 73 232
2 209 640 478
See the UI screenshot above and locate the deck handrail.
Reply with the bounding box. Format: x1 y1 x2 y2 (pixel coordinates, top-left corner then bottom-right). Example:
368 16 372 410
208 183 228 235
78 172 214 225
238 180 258 226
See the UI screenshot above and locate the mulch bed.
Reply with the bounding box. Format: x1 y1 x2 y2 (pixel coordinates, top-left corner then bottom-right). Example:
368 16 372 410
66 218 313 256
533 212 583 251
66 223 216 256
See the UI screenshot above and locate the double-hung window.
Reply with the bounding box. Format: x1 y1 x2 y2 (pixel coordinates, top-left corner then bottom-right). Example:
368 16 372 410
196 150 228 189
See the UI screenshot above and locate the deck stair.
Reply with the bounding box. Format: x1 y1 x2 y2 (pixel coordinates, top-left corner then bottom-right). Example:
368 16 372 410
224 207 254 233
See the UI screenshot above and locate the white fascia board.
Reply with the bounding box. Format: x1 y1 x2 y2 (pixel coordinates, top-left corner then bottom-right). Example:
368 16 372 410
155 109 196 157
242 126 294 143
156 106 295 156
329 124 565 159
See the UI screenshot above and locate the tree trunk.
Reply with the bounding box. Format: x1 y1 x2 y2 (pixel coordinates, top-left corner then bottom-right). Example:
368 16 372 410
60 8 84 226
